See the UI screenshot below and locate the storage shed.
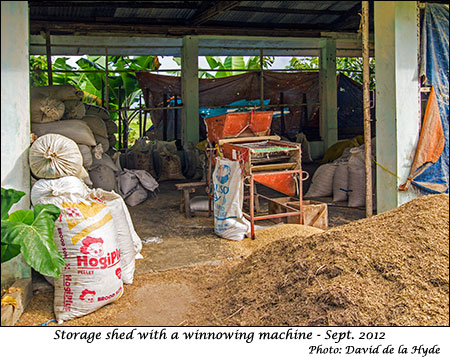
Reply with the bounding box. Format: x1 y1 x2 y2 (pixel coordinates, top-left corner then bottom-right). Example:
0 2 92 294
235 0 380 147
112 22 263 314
1 1 448 326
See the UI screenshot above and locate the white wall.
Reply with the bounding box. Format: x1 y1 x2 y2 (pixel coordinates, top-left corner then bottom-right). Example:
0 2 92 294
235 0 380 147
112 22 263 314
1 1 31 287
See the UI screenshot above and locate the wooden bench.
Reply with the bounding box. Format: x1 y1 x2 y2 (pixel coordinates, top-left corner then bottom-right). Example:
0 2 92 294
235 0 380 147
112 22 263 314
175 181 210 218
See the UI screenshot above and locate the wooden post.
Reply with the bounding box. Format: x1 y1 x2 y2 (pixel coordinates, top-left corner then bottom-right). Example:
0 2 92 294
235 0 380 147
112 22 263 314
143 88 150 135
118 86 122 149
319 38 338 151
163 93 168 141
259 49 264 110
139 95 142 137
280 92 285 136
181 35 199 145
362 1 373 217
101 79 105 108
105 47 109 110
301 93 308 131
45 30 53 85
174 94 178 141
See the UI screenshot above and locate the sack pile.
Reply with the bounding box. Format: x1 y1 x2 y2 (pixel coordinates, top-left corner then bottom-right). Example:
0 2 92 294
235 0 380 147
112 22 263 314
305 138 376 208
31 176 143 323
30 85 128 194
116 168 159 207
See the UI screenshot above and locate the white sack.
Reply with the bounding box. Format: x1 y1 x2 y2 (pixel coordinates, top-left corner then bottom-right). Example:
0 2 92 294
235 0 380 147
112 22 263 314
31 120 97 146
332 161 350 202
213 158 250 241
347 146 376 208
31 177 123 323
304 163 338 198
91 189 142 284
29 134 87 180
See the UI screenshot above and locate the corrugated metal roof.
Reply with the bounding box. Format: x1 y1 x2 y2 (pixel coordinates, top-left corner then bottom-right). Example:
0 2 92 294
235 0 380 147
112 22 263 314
28 1 371 36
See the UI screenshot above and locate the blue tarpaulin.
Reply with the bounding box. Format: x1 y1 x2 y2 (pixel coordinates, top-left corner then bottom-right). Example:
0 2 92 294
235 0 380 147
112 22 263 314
403 4 449 194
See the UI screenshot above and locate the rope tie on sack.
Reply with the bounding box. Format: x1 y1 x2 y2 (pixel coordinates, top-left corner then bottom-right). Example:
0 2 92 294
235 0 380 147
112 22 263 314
44 147 58 161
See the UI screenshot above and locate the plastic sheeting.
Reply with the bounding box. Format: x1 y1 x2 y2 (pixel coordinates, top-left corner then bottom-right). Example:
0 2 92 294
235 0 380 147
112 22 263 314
401 4 449 194
136 72 367 142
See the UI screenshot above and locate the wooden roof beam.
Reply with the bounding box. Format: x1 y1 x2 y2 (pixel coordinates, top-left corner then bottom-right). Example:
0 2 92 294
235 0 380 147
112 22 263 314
188 1 242 26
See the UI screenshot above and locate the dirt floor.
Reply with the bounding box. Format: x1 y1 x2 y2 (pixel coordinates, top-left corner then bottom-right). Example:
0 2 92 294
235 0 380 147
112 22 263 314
16 164 373 327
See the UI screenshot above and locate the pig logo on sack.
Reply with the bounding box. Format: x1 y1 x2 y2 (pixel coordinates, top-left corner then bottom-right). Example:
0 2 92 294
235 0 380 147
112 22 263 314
80 236 104 257
79 289 96 303
216 164 231 184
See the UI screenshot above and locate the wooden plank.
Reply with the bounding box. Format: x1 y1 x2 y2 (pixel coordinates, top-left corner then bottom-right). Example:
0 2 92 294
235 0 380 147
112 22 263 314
218 135 280 145
251 162 296 172
0 278 32 326
175 182 207 189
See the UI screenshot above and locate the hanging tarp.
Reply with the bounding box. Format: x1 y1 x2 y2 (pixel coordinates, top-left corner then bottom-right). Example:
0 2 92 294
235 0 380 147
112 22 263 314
136 71 367 142
401 4 449 194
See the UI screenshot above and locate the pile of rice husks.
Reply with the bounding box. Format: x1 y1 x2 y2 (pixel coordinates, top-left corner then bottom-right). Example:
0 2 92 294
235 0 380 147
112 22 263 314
196 194 449 326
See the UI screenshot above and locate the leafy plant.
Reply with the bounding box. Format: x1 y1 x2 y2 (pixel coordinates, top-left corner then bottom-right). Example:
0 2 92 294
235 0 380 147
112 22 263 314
1 188 65 278
287 56 376 89
172 55 275 78
29 55 161 147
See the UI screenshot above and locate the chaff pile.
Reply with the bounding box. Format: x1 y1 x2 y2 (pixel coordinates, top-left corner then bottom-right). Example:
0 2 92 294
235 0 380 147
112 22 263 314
200 194 449 326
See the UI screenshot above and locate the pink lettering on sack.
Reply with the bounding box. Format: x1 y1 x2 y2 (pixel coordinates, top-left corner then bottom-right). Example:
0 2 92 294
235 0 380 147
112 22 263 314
77 236 121 270
63 275 73 311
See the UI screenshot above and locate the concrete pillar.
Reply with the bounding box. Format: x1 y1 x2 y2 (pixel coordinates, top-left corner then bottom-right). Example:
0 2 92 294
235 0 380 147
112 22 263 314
319 38 338 151
181 36 199 145
1 1 32 288
374 1 421 213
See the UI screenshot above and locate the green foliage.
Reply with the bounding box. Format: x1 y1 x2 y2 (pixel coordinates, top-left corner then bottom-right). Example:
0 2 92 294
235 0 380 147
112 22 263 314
287 56 376 89
30 55 161 147
172 56 275 78
1 188 65 278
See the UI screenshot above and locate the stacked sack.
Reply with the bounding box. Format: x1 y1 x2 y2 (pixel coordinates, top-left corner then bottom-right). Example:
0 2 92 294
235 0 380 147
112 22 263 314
125 136 157 178
152 140 185 182
31 176 143 323
305 137 376 208
182 141 206 181
116 168 159 207
83 103 118 156
30 85 121 192
126 138 204 182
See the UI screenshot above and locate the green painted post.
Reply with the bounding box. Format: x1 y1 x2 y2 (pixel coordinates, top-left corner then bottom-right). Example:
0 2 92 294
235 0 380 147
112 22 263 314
374 1 421 213
319 38 338 153
181 36 199 145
